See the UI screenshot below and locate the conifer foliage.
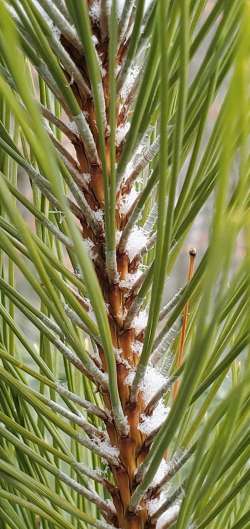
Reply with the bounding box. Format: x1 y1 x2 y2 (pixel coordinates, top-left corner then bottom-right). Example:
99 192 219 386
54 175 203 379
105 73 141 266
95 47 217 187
0 2 249 529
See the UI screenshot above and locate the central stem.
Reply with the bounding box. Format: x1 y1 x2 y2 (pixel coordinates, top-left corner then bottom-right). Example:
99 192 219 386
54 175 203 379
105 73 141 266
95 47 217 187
70 37 153 529
98 253 149 529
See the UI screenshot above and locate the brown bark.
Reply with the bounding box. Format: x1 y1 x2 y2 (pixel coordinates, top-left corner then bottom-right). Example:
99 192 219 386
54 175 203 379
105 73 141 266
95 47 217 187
60 22 156 529
102 255 149 529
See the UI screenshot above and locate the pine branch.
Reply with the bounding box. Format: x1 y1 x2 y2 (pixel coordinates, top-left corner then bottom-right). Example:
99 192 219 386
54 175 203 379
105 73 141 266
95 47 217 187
0 2 249 529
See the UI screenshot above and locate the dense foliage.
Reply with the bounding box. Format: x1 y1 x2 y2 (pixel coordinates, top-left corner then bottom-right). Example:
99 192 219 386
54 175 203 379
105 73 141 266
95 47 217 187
0 2 249 529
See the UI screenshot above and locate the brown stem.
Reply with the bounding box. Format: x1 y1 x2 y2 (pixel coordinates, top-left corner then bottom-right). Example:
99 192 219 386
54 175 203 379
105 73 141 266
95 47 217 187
60 24 153 529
